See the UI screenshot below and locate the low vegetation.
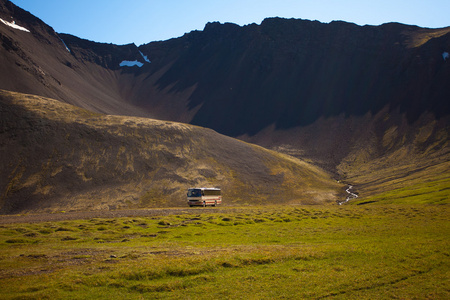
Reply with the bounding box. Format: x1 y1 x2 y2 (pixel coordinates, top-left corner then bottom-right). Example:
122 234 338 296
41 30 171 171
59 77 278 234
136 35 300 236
1 205 448 299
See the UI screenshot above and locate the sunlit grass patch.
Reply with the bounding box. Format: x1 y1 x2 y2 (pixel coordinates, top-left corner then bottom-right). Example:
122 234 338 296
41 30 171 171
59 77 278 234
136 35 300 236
354 176 450 205
0 205 448 299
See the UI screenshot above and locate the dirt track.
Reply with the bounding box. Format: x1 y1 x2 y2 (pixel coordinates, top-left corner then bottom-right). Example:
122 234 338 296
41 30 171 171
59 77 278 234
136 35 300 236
0 207 238 224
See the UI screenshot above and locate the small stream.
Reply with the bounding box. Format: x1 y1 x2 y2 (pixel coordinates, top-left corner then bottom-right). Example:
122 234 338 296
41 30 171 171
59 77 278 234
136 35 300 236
337 185 358 205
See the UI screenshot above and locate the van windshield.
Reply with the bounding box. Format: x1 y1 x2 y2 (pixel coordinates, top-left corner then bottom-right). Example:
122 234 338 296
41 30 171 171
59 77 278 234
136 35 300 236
187 189 202 197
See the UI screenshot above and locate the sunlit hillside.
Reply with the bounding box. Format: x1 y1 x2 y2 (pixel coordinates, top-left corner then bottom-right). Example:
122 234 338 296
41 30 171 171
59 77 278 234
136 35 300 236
0 90 342 213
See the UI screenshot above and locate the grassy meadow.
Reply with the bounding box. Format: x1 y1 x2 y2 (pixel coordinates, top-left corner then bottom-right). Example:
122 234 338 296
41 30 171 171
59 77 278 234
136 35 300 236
0 205 449 299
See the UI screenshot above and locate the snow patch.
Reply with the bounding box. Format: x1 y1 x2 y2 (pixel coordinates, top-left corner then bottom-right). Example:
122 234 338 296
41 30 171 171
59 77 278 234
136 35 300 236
119 60 144 67
0 18 30 32
60 38 71 53
119 51 151 68
139 51 151 63
443 52 449 61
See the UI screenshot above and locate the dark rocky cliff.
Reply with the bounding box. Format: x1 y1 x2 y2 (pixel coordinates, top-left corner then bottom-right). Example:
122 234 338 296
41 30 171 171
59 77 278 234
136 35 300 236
139 18 450 136
2 0 449 138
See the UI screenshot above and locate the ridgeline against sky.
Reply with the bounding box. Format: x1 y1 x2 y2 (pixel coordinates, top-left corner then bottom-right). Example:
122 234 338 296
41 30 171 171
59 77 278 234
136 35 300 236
9 0 450 45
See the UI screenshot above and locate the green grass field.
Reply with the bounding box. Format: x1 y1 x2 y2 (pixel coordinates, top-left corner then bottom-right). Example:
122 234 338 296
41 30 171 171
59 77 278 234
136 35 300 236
1 205 449 299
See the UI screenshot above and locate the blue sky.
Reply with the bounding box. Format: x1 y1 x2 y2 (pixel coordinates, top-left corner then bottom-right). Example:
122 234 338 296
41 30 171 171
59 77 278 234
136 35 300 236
10 0 450 46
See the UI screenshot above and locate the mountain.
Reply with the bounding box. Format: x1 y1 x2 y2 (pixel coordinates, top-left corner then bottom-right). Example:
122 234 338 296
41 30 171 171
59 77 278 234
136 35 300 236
0 89 340 214
1 0 449 209
140 19 450 136
0 0 151 118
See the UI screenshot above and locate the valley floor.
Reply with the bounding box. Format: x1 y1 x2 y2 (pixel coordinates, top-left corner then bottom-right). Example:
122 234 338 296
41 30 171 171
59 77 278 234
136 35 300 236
0 204 448 299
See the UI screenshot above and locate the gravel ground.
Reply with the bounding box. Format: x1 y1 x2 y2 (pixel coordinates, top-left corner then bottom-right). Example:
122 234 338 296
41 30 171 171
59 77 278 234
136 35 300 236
0 207 240 224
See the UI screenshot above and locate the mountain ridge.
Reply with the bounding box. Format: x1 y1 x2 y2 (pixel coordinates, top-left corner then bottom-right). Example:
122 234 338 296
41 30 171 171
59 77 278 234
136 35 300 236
139 17 450 135
2 1 449 133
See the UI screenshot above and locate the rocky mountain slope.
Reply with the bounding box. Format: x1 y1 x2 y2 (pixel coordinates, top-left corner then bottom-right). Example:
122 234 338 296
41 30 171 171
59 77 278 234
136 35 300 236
0 0 150 118
1 0 449 209
139 19 450 136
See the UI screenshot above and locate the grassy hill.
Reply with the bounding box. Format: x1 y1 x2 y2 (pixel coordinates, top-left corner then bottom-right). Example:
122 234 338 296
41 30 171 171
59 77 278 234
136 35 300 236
0 90 342 214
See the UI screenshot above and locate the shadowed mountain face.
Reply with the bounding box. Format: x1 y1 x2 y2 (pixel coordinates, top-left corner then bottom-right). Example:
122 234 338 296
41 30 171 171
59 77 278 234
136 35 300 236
0 0 449 210
140 19 450 136
2 0 449 138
